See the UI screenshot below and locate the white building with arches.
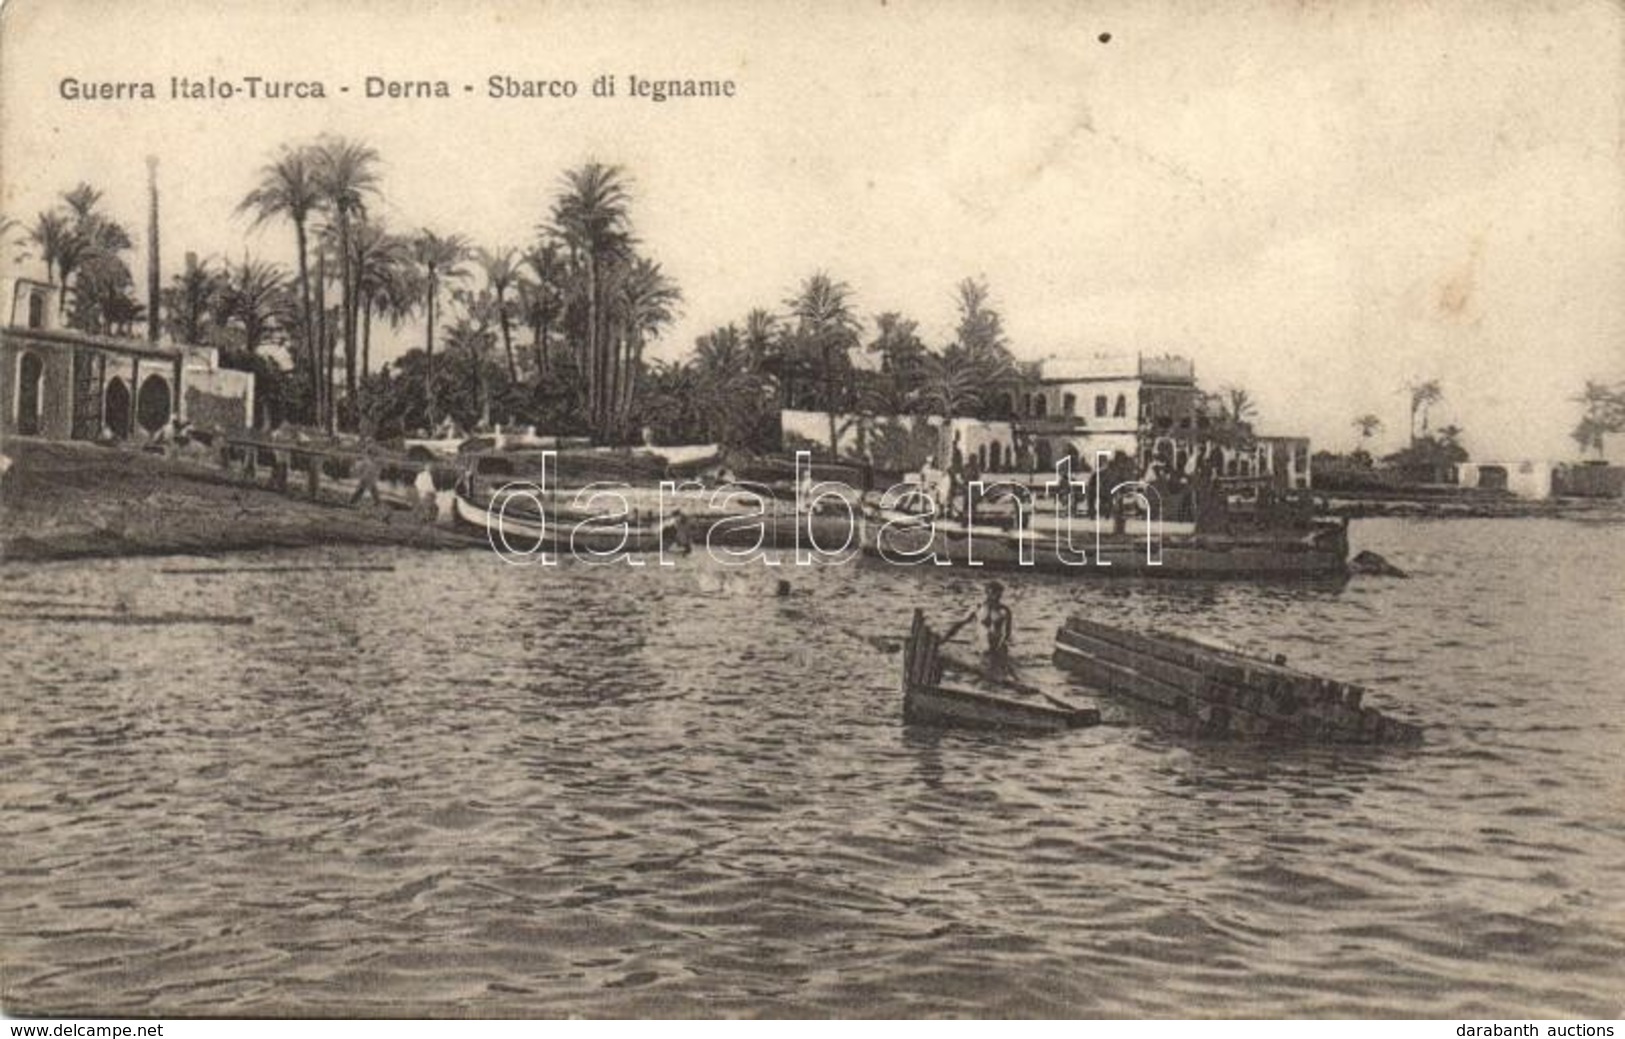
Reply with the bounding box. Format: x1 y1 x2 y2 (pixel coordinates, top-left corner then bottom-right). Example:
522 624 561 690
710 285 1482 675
2 277 254 442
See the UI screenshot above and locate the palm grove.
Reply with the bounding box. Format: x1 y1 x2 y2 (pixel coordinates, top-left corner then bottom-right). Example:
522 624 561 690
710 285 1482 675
14 137 1618 461
6 136 1036 455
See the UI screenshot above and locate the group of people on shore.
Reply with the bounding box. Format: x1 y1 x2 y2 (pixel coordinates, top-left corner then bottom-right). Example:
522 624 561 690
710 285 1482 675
912 437 1148 532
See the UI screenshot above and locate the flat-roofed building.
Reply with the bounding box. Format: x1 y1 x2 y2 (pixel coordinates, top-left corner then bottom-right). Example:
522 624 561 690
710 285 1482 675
2 277 254 441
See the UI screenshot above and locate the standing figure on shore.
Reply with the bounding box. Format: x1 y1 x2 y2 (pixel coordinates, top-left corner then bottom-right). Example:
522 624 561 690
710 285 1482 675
1102 450 1136 534
349 441 383 508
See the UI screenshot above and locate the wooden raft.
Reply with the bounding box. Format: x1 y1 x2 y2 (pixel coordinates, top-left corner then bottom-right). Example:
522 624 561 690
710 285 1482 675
1052 614 1422 745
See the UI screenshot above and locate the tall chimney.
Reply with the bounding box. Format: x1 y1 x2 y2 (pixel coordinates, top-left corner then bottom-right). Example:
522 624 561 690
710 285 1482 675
146 155 160 341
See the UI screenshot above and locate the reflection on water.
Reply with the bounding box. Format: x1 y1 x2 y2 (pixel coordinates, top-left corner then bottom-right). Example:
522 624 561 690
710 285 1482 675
2 518 1622 1017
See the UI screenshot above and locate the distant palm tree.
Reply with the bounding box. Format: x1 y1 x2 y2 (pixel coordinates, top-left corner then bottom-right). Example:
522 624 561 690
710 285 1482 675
785 272 861 454
691 324 766 446
1222 385 1258 424
1352 413 1383 442
608 256 681 432
918 349 984 421
353 225 416 379
519 241 567 375
1406 379 1443 442
953 276 1012 375
1571 416 1607 459
238 145 322 416
412 230 471 419
1570 379 1625 460
547 163 634 438
443 312 499 430
162 256 227 344
223 257 292 353
477 247 523 382
27 210 75 289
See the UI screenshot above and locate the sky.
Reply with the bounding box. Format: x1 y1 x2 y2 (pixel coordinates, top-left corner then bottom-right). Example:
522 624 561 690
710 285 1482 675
3 0 1622 458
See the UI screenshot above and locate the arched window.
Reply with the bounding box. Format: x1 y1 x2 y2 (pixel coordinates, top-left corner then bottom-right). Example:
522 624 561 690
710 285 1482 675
137 374 172 433
105 377 131 437
1113 394 1128 418
1032 395 1047 418
1094 394 1108 417
27 291 45 330
1063 393 1077 416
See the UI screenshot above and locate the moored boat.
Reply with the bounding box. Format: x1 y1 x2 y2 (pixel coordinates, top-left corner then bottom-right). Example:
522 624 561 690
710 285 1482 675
1051 614 1423 744
902 610 1101 733
453 490 683 555
863 507 1349 579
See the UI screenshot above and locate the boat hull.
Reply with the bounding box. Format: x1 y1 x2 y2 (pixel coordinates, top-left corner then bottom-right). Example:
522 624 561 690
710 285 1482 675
454 492 680 555
903 681 1098 733
864 512 1348 579
902 609 1100 734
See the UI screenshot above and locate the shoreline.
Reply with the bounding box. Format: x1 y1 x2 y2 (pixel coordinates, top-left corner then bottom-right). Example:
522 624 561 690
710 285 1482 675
0 438 485 564
1325 493 1624 520
4 438 1621 565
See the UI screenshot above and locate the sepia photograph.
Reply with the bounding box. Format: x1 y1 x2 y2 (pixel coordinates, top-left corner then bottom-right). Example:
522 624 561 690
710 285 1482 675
2 0 1623 1023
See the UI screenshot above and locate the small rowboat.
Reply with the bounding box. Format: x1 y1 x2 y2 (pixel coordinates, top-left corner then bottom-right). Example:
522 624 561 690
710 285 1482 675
901 610 1101 733
1052 614 1423 744
453 491 683 555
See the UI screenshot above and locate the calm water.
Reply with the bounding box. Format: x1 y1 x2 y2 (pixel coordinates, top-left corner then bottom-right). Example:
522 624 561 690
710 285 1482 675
2 517 1622 1018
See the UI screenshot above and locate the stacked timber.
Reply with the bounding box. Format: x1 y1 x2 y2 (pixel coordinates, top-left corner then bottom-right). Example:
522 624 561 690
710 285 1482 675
1052 615 1422 745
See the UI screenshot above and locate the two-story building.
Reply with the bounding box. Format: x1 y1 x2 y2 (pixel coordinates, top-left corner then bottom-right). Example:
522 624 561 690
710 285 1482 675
959 352 1207 474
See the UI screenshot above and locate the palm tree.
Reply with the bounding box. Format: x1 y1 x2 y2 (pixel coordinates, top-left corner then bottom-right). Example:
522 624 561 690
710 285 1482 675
1570 380 1625 460
1406 378 1443 442
690 324 769 446
784 272 861 454
918 349 984 420
638 358 705 444
1352 413 1383 450
1571 417 1608 459
412 229 471 419
28 210 94 318
1222 385 1258 424
519 241 567 375
443 310 499 430
71 253 143 335
607 256 681 433
312 136 381 406
953 276 1012 373
477 246 523 382
26 210 74 289
162 256 227 344
60 183 105 222
353 225 416 379
547 163 634 438
223 257 291 353
238 145 322 419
